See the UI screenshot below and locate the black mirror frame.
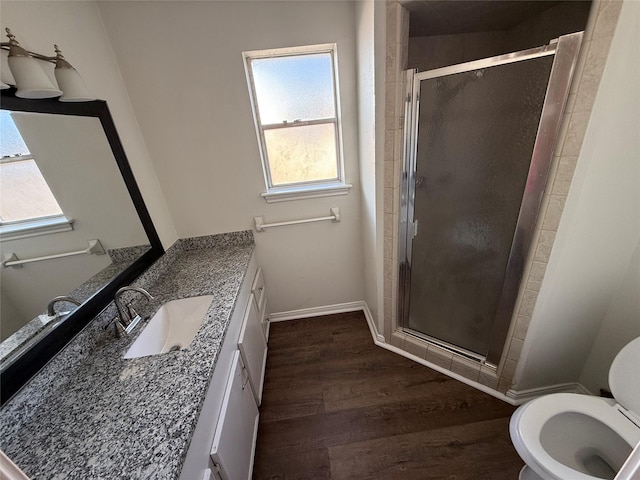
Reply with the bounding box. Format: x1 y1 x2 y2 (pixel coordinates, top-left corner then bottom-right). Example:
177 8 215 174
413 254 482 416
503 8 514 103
0 89 164 405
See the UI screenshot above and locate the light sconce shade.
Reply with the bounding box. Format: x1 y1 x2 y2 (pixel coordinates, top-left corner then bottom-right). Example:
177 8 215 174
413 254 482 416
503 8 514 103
54 45 95 102
5 29 62 99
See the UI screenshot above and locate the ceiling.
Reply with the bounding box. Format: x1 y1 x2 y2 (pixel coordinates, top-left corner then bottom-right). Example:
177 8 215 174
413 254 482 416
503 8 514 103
399 0 563 36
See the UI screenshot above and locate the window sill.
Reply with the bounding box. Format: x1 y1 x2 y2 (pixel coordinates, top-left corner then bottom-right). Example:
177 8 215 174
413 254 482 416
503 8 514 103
261 183 352 203
0 216 74 241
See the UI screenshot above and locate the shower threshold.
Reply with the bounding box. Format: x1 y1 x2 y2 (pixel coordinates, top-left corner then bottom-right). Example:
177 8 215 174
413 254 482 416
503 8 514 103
402 328 494 367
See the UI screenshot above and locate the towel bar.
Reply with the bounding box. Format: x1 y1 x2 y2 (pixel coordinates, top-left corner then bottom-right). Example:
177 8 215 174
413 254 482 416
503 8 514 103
2 239 105 268
254 208 340 232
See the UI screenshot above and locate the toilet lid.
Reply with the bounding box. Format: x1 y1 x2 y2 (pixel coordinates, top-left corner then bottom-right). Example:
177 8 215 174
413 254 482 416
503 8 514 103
609 336 640 415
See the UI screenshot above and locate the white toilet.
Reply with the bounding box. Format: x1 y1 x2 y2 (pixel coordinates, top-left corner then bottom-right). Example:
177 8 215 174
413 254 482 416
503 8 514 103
510 337 640 480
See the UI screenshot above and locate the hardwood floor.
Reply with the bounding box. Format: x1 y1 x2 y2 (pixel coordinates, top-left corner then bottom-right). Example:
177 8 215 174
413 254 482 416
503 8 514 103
253 312 524 479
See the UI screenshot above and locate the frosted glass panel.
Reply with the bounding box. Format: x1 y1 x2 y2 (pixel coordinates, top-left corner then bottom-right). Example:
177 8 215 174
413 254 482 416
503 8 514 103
265 124 338 186
408 56 554 356
252 53 335 124
0 159 63 222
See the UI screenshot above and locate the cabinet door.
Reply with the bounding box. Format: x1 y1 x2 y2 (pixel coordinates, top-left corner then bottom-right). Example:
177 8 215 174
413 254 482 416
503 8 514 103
238 296 267 405
259 295 270 341
251 267 270 341
210 351 259 480
202 469 214 480
251 267 266 312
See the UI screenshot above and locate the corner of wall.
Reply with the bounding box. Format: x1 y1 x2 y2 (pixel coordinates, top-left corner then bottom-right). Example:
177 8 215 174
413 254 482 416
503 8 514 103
94 2 178 249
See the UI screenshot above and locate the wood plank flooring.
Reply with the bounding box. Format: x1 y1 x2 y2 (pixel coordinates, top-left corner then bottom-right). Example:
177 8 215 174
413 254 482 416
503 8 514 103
253 312 524 479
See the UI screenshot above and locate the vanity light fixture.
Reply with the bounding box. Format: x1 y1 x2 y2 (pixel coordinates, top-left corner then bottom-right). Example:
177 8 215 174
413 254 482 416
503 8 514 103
1 28 94 101
2 28 62 99
53 45 94 102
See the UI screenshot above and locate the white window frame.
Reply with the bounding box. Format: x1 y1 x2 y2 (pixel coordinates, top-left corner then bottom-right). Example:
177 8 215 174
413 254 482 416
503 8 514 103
0 154 73 241
243 43 351 203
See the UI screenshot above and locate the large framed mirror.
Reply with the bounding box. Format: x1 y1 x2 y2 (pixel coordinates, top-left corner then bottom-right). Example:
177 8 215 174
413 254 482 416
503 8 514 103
0 89 164 404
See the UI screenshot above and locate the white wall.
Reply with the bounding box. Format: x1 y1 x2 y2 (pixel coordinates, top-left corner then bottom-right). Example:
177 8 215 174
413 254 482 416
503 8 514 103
0 293 22 340
97 1 365 314
0 1 177 248
355 0 380 326
513 0 640 392
580 240 640 393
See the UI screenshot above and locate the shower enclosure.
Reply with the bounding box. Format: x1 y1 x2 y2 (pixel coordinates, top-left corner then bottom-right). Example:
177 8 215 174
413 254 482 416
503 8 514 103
399 33 582 366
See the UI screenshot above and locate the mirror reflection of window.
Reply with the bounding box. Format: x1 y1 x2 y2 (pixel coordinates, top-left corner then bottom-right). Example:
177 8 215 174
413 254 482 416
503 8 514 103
0 111 66 227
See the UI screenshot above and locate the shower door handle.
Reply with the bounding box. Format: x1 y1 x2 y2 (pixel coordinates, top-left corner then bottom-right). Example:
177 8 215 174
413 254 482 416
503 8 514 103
412 220 418 239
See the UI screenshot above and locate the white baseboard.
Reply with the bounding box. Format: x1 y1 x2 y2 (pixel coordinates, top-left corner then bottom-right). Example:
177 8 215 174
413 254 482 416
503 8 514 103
269 301 368 322
360 302 386 343
270 301 387 342
506 382 592 403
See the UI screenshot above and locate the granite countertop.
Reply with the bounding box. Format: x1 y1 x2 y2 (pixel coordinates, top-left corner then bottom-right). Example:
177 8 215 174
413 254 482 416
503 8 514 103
0 232 254 479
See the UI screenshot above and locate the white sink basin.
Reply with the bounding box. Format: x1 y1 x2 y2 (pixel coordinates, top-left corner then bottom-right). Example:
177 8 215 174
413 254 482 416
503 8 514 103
124 295 214 359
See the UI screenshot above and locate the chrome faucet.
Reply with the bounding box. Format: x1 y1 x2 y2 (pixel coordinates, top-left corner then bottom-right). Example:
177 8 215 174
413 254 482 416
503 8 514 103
113 286 154 337
47 295 81 317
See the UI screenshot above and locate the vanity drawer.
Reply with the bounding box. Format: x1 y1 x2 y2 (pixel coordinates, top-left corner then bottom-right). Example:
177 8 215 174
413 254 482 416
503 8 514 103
210 351 259 480
238 295 267 406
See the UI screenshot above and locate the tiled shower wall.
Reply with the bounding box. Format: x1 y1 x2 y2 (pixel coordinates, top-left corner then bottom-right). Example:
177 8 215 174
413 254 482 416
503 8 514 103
382 0 624 394
382 1 408 343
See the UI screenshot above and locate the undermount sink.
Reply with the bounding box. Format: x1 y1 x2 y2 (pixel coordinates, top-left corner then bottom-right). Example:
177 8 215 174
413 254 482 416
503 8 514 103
124 295 214 359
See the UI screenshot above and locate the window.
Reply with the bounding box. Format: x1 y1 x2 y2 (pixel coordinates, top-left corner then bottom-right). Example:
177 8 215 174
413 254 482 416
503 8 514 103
0 110 71 239
243 44 351 202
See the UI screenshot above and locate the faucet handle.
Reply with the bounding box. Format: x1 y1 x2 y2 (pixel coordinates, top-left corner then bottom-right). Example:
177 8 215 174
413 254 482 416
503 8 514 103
108 317 128 338
109 311 143 339
126 303 140 320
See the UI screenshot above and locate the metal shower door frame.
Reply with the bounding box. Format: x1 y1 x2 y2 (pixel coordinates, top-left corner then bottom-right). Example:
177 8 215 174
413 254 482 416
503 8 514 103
398 32 583 366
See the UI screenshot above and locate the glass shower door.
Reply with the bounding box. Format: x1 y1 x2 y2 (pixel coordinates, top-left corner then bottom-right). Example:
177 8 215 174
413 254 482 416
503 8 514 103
401 36 581 362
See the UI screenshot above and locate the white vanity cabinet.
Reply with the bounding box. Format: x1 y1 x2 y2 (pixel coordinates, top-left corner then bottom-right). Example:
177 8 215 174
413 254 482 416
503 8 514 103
210 351 259 480
179 254 268 480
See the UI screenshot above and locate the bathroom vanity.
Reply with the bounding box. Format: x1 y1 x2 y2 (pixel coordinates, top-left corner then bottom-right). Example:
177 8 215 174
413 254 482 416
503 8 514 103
0 231 269 480
180 242 269 480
